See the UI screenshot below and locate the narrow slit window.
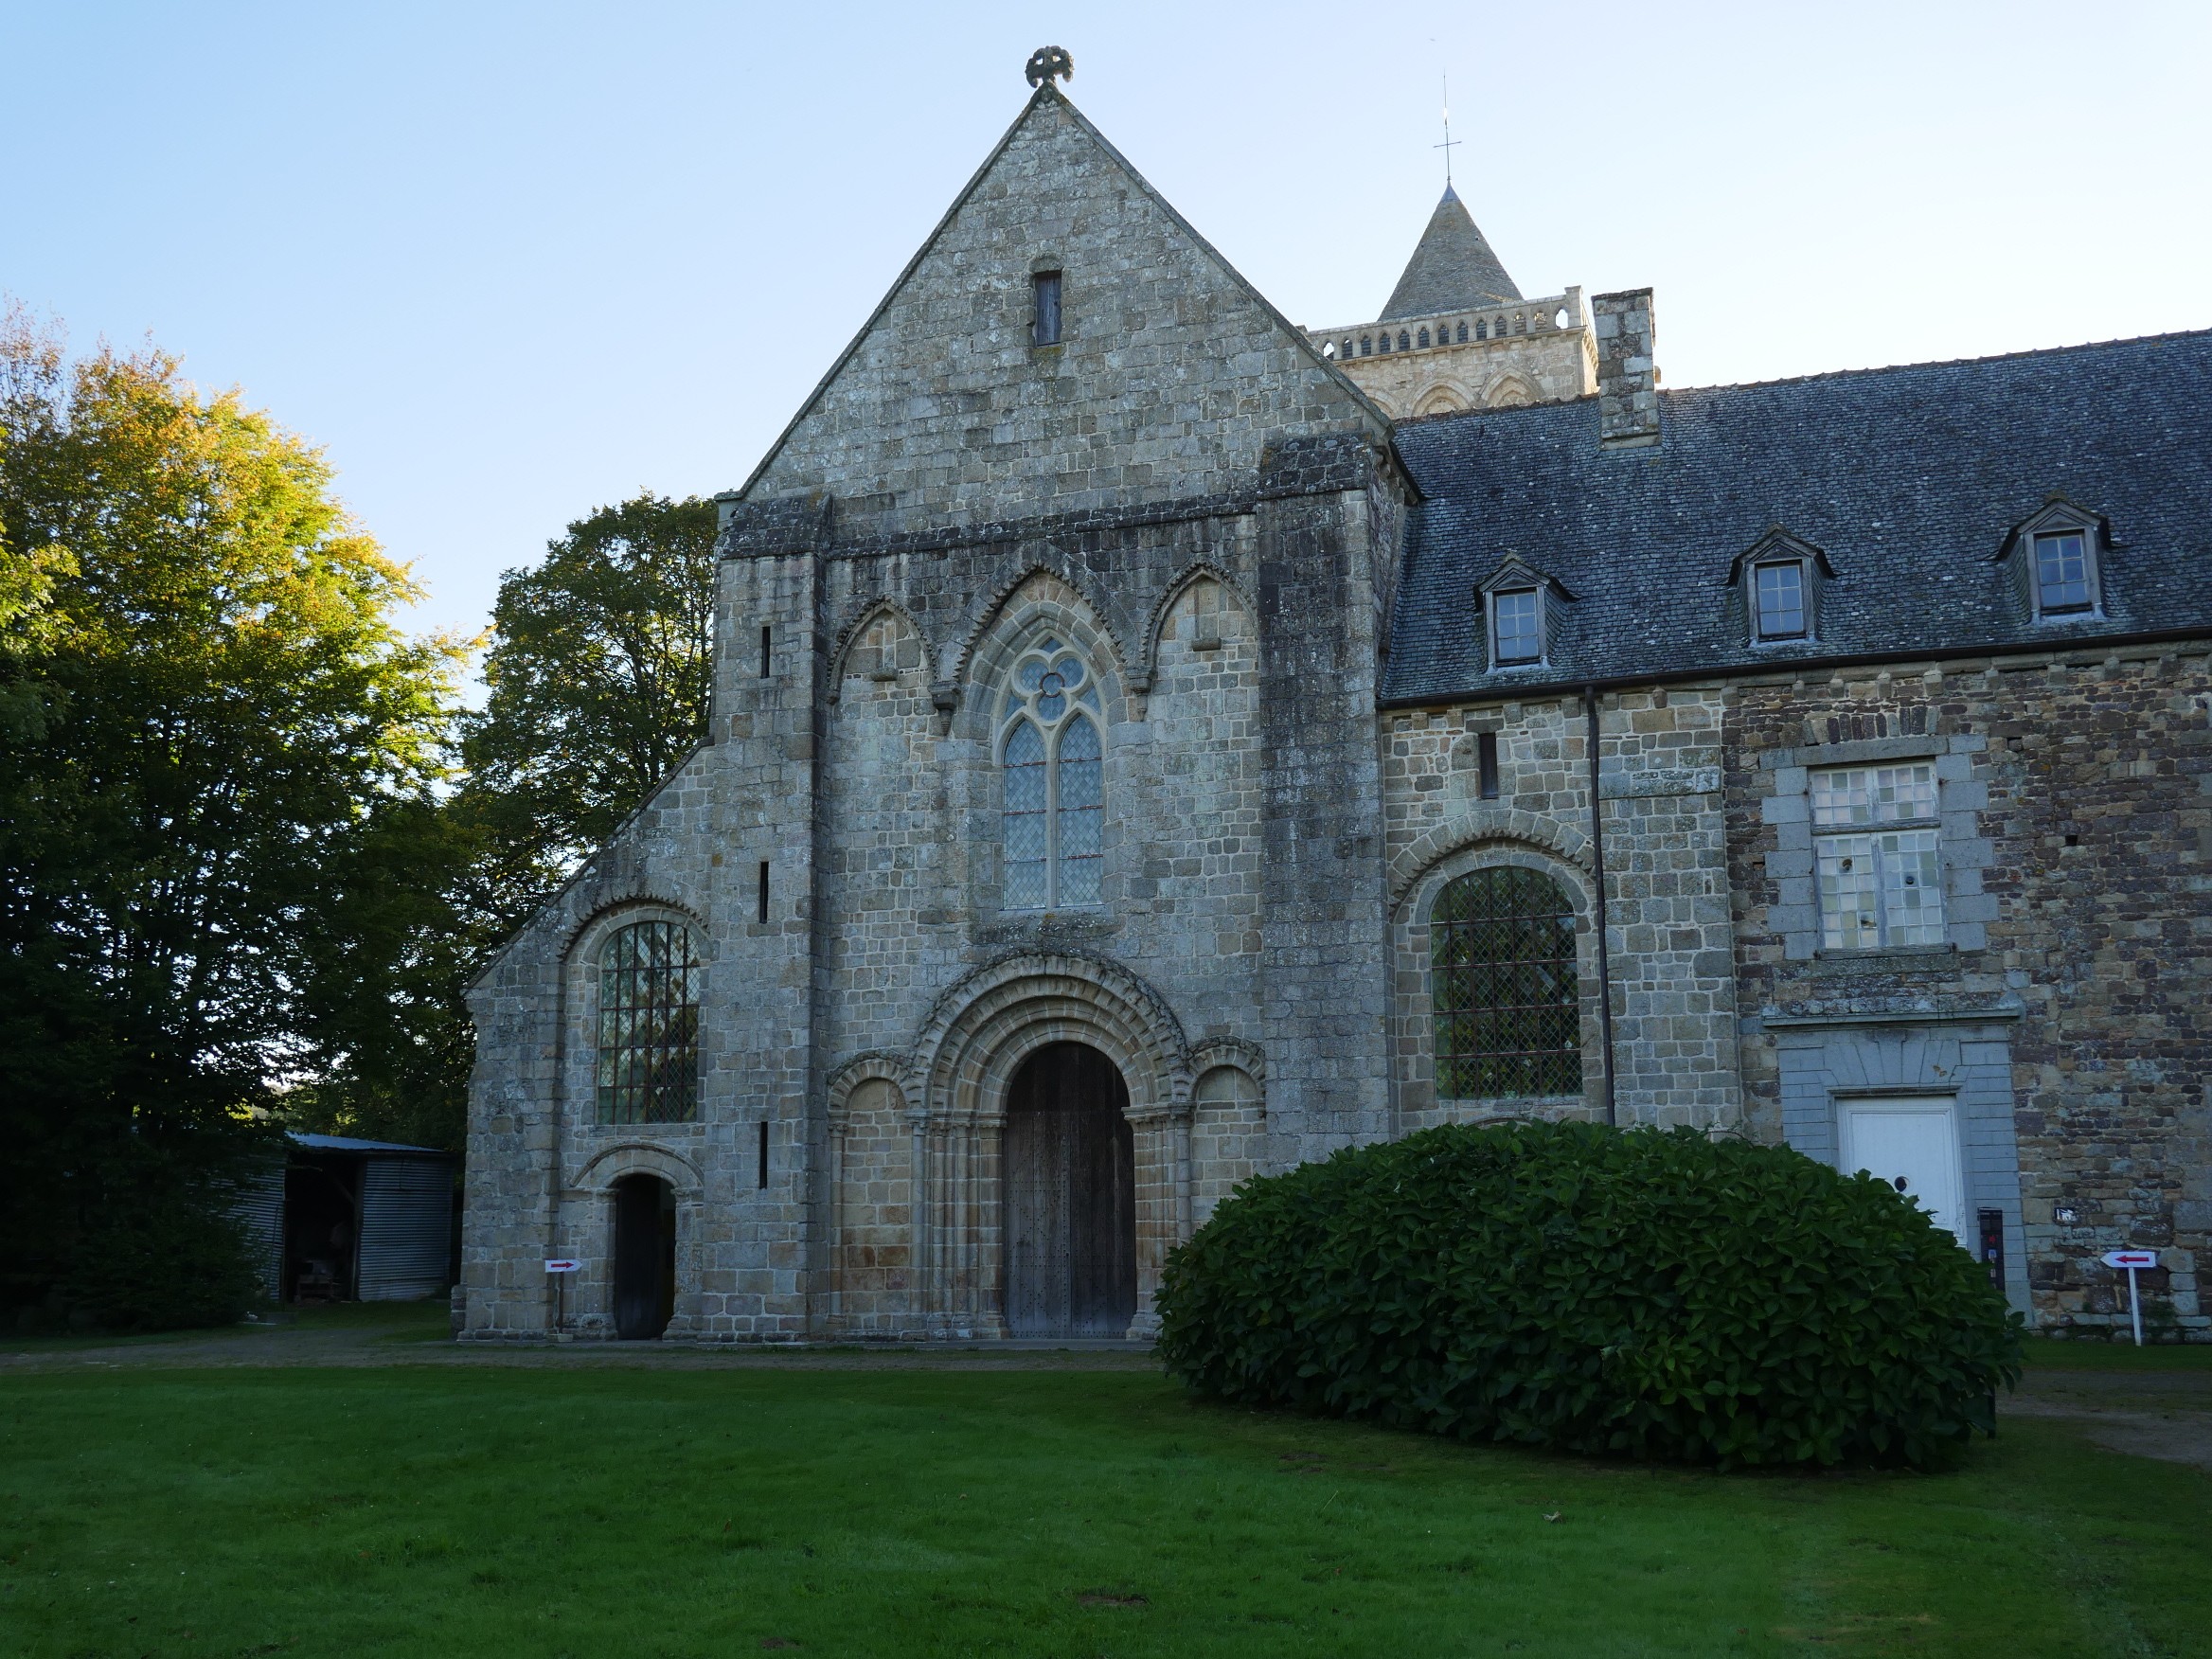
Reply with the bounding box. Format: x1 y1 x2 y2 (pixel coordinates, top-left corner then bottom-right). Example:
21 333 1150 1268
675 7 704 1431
759 624 772 679
1753 561 1807 640
756 860 769 924
757 1120 769 1188
1477 731 1501 799
1032 271 1062 346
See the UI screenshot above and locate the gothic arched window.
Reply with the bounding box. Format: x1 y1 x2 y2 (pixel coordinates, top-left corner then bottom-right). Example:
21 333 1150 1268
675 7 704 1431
597 919 701 1124
1417 327 1431 348
999 637 1103 909
1430 867 1580 1098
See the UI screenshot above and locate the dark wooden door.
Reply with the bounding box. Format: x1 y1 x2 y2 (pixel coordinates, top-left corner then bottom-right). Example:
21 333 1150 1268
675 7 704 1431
613 1175 675 1340
1003 1043 1136 1338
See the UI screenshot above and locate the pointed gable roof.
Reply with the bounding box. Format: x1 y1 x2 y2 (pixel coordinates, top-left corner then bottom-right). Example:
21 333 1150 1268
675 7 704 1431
729 82 1388 532
1381 185 1522 320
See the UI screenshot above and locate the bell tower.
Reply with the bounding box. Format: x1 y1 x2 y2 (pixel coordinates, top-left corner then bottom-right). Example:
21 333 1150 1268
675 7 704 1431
1307 185 1597 419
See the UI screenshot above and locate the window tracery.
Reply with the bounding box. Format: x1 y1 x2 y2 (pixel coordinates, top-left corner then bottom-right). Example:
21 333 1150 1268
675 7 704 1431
998 636 1103 908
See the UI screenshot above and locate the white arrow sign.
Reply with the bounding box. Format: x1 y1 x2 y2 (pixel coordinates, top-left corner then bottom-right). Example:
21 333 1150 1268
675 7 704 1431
544 1258 582 1274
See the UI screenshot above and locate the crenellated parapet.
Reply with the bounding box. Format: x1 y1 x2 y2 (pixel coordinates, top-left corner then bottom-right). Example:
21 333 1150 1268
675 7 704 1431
1307 288 1597 419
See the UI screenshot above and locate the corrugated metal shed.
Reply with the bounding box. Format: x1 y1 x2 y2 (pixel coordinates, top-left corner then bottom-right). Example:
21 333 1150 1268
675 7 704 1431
273 1133 457 1305
356 1155 456 1301
234 1162 287 1302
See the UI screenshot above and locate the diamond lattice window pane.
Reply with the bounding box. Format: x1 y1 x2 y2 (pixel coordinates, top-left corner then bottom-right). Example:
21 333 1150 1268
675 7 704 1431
1429 867 1581 1099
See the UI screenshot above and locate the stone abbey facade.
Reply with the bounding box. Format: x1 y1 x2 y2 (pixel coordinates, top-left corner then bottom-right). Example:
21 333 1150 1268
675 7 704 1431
459 66 2211 1346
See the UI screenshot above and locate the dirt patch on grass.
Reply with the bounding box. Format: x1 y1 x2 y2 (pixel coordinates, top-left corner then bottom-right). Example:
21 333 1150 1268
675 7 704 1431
2007 1368 2212 1472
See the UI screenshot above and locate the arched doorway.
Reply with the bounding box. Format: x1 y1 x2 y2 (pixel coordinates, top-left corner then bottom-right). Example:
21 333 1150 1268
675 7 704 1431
1003 1042 1136 1338
611 1173 676 1340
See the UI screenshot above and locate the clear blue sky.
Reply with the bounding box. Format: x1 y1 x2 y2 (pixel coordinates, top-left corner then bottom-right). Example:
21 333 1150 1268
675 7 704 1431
8 1 2207 649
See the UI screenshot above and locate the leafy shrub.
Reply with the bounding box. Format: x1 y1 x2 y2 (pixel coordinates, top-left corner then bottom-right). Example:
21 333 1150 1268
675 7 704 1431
1156 1120 2022 1469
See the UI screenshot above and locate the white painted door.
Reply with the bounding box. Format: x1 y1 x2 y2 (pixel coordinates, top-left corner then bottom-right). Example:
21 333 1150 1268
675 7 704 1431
1841 1097 1967 1246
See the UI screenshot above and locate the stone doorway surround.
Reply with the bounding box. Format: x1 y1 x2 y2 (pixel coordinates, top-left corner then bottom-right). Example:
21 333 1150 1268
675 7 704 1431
827 952 1199 1340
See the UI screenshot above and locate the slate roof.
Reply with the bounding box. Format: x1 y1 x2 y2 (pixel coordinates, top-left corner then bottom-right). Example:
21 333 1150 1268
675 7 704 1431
1381 186 1522 320
1382 330 2212 705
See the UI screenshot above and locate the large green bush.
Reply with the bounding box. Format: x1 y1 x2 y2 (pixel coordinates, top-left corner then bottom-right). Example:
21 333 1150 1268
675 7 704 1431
1156 1121 2022 1469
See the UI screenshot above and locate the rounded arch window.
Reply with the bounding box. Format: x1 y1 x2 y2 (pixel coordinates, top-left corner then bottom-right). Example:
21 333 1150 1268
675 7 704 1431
597 919 701 1124
1430 866 1580 1098
998 636 1103 909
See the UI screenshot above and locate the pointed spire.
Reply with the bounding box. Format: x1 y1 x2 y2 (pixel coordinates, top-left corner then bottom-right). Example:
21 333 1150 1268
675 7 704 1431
1380 185 1522 320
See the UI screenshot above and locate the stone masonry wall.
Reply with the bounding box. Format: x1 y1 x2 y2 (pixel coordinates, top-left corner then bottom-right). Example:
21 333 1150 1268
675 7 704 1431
1378 687 1740 1133
1331 324 1596 418
1725 648 2212 1336
743 88 1384 545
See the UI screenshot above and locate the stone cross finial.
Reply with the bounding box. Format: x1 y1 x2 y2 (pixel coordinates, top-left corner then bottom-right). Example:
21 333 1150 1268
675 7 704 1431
1026 45 1074 88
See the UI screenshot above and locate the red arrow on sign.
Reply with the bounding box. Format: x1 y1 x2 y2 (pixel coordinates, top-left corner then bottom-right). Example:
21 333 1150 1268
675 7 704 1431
544 1258 582 1274
2101 1250 2159 1270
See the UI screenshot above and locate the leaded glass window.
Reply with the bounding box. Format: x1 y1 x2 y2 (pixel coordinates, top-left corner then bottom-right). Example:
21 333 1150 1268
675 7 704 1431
999 637 1104 909
597 920 700 1124
1431 867 1580 1098
1811 764 1945 949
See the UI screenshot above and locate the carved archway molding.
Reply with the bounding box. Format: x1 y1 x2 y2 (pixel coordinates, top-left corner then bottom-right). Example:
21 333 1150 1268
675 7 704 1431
566 1140 705 1198
911 951 1193 1124
1387 810 1596 911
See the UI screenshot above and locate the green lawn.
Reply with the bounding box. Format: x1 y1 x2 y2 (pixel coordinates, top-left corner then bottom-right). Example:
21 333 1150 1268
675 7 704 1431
3 1357 2206 1659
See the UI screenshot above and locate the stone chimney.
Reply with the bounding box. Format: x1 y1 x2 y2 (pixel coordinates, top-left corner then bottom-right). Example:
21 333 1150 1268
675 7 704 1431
1593 288 1659 449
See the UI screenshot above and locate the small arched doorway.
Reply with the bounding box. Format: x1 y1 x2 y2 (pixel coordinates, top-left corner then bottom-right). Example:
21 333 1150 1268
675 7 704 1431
1003 1042 1136 1338
611 1173 676 1340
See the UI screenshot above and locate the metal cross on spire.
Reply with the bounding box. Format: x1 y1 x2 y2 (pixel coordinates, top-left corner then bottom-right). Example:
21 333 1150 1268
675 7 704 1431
1435 72 1461 186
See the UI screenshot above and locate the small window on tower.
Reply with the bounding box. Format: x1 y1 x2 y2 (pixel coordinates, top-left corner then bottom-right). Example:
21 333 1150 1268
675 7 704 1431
1032 271 1062 347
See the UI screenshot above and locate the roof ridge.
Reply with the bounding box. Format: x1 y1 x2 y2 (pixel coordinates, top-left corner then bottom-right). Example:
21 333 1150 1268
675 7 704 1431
1658 327 2212 399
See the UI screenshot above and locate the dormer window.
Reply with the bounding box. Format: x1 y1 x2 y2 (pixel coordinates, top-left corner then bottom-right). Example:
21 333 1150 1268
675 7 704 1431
1478 557 1568 671
1491 589 1543 664
2004 495 2105 621
1729 526 1830 647
1753 560 1807 640
2033 530 2092 614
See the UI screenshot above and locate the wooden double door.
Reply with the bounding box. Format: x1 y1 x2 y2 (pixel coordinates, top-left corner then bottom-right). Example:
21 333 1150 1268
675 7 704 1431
1002 1043 1137 1338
